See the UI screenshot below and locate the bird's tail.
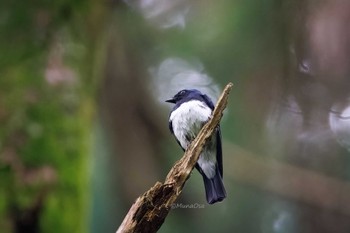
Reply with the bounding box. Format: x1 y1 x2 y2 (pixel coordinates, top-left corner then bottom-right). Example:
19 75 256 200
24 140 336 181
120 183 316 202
202 167 226 204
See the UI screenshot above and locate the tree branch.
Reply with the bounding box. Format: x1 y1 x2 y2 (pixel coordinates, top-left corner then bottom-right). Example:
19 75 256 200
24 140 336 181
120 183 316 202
116 82 234 233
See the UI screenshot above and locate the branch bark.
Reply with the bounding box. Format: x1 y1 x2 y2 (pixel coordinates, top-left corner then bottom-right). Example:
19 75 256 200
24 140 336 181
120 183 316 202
116 82 234 233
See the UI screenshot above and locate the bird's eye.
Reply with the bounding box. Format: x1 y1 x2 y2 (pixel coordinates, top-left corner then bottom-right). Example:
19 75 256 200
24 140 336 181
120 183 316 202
179 90 186 95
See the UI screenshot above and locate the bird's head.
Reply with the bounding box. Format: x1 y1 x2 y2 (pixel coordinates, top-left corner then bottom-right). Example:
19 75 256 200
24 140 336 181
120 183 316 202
165 89 202 104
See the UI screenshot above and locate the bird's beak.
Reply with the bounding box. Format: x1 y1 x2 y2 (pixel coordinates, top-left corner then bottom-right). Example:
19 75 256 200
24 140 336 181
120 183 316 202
165 98 176 103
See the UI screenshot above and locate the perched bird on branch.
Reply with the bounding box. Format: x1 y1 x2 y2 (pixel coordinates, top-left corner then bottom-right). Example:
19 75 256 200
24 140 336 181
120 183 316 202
166 89 226 204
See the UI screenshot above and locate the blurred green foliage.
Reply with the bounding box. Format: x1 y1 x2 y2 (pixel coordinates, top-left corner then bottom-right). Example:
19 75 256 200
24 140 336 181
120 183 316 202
0 0 87 69
0 1 96 232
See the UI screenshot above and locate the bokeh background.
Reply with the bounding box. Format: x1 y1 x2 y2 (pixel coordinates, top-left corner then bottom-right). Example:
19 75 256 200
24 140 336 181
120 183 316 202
1 0 350 233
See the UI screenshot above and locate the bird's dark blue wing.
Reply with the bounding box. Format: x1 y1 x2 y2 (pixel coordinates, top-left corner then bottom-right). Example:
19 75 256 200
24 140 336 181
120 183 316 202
169 120 174 134
216 126 223 177
201 94 215 110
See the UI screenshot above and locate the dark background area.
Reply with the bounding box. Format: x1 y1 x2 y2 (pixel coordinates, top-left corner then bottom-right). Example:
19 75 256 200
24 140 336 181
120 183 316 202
1 1 350 232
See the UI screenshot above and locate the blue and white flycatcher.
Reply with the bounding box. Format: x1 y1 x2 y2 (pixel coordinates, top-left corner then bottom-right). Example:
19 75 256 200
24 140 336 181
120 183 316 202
166 89 226 204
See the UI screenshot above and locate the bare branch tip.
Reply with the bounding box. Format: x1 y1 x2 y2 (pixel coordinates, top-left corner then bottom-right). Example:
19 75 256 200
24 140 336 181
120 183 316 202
225 82 234 91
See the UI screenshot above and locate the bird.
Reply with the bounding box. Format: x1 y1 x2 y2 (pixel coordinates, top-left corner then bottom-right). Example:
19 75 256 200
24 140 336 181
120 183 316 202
166 89 226 204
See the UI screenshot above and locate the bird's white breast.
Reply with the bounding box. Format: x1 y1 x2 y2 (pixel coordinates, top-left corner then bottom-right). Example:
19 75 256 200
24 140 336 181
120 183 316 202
170 100 212 149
